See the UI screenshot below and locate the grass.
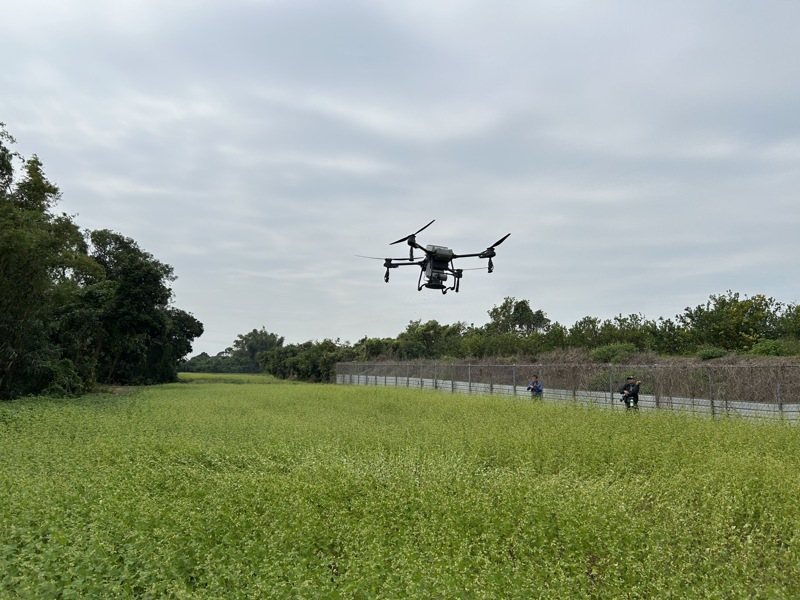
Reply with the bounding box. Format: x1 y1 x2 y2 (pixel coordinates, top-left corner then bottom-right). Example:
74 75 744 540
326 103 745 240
176 372 283 384
2 376 800 598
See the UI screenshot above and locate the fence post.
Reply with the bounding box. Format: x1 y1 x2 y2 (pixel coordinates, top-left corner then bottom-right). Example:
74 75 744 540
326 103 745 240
468 364 472 394
434 362 438 390
490 368 494 395
708 371 716 419
654 368 660 409
513 364 517 396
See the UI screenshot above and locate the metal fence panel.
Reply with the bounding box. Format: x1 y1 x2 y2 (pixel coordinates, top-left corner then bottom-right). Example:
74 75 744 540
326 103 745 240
335 362 800 422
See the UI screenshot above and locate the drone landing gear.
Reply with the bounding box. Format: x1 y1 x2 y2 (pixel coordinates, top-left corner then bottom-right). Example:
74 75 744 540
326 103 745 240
443 269 462 294
417 269 462 294
417 269 426 292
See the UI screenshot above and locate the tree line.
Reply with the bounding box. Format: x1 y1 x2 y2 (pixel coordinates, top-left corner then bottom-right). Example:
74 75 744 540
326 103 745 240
182 294 800 383
1 124 203 399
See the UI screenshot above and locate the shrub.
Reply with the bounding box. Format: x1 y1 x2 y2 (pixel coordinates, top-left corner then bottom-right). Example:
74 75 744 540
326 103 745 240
590 342 637 363
749 338 800 357
43 358 85 396
696 345 727 360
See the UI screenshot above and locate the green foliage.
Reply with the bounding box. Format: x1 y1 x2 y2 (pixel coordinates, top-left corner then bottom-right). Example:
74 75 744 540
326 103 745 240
177 372 282 384
568 316 602 348
42 358 86 397
778 305 800 339
231 327 284 372
200 290 800 384
3 383 800 597
260 339 355 382
697 345 728 360
590 342 638 363
748 338 800 357
0 124 202 398
352 336 396 361
183 327 283 374
679 291 784 352
487 297 549 334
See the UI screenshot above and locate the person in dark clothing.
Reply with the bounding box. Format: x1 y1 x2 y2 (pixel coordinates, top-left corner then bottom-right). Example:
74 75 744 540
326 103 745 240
620 376 640 409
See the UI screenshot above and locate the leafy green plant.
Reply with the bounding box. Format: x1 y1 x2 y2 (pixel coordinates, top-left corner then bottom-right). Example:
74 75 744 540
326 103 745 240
3 382 800 597
590 342 637 363
749 338 800 356
697 344 727 360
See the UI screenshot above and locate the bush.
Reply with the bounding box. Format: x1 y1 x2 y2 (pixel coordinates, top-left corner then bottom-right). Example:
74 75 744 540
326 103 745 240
43 359 85 397
697 345 727 360
590 342 637 363
749 338 800 357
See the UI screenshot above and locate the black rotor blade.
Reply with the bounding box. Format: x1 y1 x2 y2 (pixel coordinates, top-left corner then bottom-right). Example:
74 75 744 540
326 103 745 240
488 233 511 248
356 255 413 261
390 219 435 245
413 218 436 236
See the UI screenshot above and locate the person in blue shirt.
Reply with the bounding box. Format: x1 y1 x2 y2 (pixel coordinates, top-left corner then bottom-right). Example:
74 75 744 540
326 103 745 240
527 374 543 399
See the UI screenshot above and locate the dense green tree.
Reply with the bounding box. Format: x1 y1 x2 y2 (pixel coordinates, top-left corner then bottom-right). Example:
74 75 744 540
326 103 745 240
230 327 284 372
87 229 202 384
192 287 800 385
259 339 354 381
487 297 549 335
650 317 691 355
396 320 465 359
568 316 602 348
1 124 19 197
1 124 202 397
777 304 800 340
352 336 396 361
0 127 91 398
678 291 783 352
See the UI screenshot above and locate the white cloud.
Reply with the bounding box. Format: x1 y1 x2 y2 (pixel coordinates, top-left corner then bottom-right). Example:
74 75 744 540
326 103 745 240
2 0 799 354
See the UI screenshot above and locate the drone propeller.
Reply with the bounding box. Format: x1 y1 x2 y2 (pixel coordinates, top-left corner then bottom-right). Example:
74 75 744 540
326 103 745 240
476 233 510 273
355 255 413 261
390 219 435 260
390 219 435 246
488 233 511 249
479 233 511 257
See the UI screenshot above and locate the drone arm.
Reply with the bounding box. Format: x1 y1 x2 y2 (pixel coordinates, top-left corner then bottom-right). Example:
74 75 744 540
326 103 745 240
452 233 510 260
383 258 423 283
392 260 425 268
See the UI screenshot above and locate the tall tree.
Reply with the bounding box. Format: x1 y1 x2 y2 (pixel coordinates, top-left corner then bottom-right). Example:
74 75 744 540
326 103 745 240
88 229 202 384
1 124 203 397
488 297 550 335
678 291 783 351
230 327 284 372
0 126 89 397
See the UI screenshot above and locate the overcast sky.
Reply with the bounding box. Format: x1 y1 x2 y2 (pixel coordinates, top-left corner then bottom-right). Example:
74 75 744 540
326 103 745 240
3 0 799 355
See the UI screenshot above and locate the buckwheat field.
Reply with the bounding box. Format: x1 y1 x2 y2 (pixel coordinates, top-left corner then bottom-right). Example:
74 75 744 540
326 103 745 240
2 375 799 598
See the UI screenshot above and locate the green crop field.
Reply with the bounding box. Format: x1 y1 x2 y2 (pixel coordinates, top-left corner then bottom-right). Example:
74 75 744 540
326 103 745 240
2 376 800 598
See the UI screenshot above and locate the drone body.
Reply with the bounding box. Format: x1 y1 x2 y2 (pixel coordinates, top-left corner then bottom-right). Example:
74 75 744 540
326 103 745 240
361 220 510 294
